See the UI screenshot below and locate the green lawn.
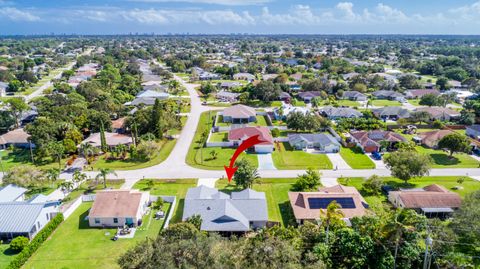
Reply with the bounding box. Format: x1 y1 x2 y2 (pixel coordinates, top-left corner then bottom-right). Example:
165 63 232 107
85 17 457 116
0 244 18 269
339 147 375 169
0 149 68 172
215 115 229 127
371 100 401 107
323 100 360 107
407 99 421 106
216 178 298 226
92 139 176 170
254 115 269 126
24 202 170 269
209 132 228 142
272 142 333 170
133 179 197 223
186 111 258 170
415 146 480 168
339 176 479 199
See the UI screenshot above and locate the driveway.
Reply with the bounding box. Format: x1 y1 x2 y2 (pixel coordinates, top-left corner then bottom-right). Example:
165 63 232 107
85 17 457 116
369 155 387 169
257 154 276 170
326 153 351 170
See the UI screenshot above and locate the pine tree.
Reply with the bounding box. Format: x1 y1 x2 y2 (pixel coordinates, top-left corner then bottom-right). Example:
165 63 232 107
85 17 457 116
100 120 107 152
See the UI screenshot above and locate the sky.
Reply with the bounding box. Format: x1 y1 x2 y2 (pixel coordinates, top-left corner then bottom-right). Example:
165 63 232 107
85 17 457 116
1 0 480 35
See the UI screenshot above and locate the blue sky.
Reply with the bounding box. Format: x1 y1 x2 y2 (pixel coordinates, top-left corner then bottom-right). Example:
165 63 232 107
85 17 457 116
1 0 480 35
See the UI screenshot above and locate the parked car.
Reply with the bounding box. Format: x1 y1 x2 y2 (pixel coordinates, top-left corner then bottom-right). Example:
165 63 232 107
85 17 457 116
472 148 480 157
371 151 382 160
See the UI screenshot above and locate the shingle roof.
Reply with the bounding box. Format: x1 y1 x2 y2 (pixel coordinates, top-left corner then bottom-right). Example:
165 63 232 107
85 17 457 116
0 128 31 145
0 203 45 233
415 107 461 118
288 185 368 220
288 133 340 147
0 184 28 202
319 106 362 118
350 130 406 149
372 106 410 118
183 186 267 232
223 104 256 119
390 184 461 209
89 190 146 218
417 130 455 148
467 125 480 132
81 132 132 147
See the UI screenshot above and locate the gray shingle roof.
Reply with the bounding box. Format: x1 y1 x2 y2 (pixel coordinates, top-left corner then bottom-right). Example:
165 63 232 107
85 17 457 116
183 186 267 232
372 106 410 118
0 184 27 202
288 133 340 147
319 106 362 118
0 203 44 233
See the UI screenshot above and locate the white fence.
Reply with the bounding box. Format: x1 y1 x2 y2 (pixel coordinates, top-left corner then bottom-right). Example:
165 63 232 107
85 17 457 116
151 195 176 229
82 194 96 202
274 137 289 142
62 197 83 219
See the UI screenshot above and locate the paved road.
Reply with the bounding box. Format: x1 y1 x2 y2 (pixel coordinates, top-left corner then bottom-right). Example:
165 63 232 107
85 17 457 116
56 67 480 188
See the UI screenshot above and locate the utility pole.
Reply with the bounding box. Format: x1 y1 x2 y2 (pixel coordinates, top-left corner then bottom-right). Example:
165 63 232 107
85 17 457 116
423 234 433 269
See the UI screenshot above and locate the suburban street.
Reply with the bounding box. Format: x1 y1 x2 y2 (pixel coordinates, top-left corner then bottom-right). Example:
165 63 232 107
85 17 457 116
54 73 480 189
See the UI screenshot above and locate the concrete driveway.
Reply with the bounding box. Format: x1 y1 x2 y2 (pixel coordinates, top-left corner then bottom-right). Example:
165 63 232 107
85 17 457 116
326 153 351 170
257 154 276 170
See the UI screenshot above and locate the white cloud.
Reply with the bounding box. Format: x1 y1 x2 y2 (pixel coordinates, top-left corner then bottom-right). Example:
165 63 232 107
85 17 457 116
336 2 357 21
449 1 480 22
0 7 40 22
127 0 271 6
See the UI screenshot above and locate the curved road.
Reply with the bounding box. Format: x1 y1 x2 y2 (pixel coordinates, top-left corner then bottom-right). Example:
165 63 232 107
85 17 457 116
64 73 480 188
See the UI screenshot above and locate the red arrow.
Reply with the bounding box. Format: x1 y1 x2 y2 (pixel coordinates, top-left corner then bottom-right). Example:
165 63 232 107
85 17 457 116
224 134 265 182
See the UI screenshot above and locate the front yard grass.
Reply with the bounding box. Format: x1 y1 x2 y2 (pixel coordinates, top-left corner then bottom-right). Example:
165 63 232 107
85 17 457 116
216 178 299 226
415 146 479 168
371 100 401 107
209 132 228 142
133 178 197 223
24 202 170 269
339 147 375 169
0 244 18 268
186 111 258 170
0 149 68 172
272 142 333 170
92 139 176 170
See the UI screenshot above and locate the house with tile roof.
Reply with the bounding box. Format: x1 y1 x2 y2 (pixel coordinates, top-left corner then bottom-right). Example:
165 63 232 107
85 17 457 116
182 186 268 232
288 185 369 225
88 190 150 227
350 130 406 153
228 126 274 153
388 184 461 218
405 89 440 99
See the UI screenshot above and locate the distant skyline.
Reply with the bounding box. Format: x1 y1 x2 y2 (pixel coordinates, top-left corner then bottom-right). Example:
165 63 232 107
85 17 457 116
1 0 480 35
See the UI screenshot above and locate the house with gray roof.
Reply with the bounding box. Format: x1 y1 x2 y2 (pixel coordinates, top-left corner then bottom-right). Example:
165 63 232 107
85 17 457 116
341 91 367 101
372 90 406 102
0 184 28 202
466 125 480 139
319 106 363 120
0 184 59 241
288 133 340 152
216 90 240 103
372 106 410 120
182 186 268 232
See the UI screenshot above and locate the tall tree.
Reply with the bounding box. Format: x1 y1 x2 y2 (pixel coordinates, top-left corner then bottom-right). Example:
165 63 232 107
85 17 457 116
96 168 117 189
437 133 471 157
384 151 432 184
6 98 28 128
233 158 259 189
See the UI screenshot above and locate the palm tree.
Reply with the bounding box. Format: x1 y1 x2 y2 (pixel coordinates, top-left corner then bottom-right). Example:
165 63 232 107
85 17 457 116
80 143 94 164
59 181 74 197
209 150 218 160
72 170 87 188
96 168 118 189
169 80 180 95
383 209 418 269
46 168 60 188
319 201 345 243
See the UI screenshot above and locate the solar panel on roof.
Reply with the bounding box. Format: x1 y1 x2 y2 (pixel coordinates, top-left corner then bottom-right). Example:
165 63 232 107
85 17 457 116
307 197 356 209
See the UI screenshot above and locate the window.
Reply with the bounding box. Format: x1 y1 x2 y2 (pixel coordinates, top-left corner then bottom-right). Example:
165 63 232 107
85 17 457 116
46 213 50 220
113 218 118 224
95 218 100 224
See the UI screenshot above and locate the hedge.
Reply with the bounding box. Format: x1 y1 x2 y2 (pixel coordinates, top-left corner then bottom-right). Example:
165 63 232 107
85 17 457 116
7 213 64 269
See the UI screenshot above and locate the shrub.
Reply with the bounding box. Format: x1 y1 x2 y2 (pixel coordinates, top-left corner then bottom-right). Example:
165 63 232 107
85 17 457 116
271 128 280 138
432 120 444 129
362 175 383 196
153 197 164 210
9 236 29 252
7 213 64 269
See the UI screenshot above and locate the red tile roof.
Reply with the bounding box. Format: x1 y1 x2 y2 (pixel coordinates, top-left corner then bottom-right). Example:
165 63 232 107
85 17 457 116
389 184 461 209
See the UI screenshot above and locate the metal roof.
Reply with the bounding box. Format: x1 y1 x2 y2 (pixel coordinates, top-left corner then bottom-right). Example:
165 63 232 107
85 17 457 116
0 203 45 233
0 184 28 202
